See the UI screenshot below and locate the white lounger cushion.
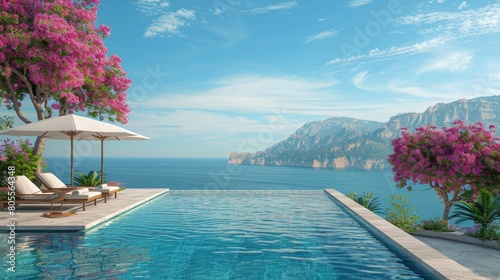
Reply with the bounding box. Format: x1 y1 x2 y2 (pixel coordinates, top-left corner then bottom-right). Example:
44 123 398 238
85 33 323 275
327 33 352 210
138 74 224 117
37 173 67 189
64 191 101 200
15 175 46 195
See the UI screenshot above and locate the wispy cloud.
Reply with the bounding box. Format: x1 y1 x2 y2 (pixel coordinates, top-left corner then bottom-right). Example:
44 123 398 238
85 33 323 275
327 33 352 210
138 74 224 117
137 75 410 123
245 1 298 14
418 51 473 74
398 3 500 38
326 38 447 66
458 1 468 10
385 82 452 98
327 4 499 67
144 9 196 38
353 71 369 89
303 29 338 44
141 75 339 114
136 0 171 17
348 0 374 8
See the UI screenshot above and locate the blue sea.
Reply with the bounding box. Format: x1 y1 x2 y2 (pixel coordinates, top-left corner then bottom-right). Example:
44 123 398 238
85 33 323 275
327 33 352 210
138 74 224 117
44 157 444 221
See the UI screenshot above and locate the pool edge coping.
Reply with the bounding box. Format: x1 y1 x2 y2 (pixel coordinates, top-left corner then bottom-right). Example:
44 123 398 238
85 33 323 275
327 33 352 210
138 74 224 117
324 188 488 280
83 188 170 231
1 189 170 232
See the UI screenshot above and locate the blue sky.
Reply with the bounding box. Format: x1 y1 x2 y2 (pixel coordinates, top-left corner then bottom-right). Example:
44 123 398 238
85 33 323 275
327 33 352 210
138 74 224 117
5 0 500 158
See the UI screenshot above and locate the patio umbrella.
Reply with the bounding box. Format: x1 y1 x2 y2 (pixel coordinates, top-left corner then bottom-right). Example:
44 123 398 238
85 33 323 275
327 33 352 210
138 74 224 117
0 114 148 187
74 133 150 184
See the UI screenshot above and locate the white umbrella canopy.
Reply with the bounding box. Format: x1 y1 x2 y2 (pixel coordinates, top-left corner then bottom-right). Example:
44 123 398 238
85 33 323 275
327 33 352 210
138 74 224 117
0 114 149 186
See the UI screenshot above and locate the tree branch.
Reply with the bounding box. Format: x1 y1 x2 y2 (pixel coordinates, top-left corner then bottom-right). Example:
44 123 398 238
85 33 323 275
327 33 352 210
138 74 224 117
4 73 31 124
6 63 45 121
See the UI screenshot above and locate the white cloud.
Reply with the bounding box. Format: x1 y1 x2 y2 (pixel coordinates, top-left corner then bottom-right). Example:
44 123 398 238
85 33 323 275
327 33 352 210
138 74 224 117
137 75 402 121
245 1 298 14
136 0 170 17
458 1 468 10
326 38 448 66
353 71 369 89
141 75 339 114
303 29 338 44
385 82 451 98
318 18 327 22
398 3 500 38
144 9 196 38
213 7 223 16
348 0 374 8
418 51 473 74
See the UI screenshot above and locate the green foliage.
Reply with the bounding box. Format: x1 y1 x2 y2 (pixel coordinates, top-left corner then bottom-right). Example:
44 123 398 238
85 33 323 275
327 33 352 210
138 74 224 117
73 170 103 187
0 138 46 182
385 194 420 233
0 116 14 130
463 223 500 240
420 218 451 232
346 191 382 213
450 189 500 238
0 188 19 200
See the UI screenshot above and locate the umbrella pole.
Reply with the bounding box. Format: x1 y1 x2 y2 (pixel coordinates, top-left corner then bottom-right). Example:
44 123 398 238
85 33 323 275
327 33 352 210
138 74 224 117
101 139 104 184
71 136 74 188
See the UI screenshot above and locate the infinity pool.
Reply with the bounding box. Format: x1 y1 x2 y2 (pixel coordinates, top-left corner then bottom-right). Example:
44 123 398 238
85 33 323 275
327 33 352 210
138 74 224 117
2 191 436 279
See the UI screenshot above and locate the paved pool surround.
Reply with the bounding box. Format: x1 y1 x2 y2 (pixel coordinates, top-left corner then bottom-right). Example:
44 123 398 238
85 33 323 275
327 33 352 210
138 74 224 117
0 189 169 231
324 189 487 280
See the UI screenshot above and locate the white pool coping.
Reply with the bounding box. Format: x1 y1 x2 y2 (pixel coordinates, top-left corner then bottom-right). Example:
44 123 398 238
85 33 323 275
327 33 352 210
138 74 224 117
324 189 488 280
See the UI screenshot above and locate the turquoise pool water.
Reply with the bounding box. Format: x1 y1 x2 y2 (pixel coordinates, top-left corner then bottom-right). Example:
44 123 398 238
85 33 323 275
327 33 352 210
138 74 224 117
2 191 436 279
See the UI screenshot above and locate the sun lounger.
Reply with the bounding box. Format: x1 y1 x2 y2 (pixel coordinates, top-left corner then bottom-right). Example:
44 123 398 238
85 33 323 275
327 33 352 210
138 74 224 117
92 183 120 202
62 188 101 211
37 172 120 203
4 175 65 214
15 175 101 211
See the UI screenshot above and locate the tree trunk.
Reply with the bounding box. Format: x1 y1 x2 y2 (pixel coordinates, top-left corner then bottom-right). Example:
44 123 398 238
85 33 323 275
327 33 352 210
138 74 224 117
430 183 459 220
437 188 451 220
442 198 452 220
33 137 46 173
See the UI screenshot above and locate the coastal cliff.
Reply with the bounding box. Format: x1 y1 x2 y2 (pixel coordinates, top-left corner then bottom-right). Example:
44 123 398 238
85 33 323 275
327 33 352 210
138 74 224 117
229 96 500 169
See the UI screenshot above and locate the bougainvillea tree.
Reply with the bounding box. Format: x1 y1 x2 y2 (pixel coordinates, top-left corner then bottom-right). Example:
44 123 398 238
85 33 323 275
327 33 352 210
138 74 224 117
388 120 500 220
0 0 131 157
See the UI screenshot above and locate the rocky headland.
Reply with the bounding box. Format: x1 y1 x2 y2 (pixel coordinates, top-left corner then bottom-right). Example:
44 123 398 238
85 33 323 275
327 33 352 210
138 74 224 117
229 96 500 169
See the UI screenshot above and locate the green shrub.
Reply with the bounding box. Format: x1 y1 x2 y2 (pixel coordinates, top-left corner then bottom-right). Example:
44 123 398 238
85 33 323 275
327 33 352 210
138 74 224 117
73 170 103 187
420 218 450 232
385 194 420 233
0 188 19 200
463 223 500 240
0 138 46 182
347 191 382 213
450 189 500 238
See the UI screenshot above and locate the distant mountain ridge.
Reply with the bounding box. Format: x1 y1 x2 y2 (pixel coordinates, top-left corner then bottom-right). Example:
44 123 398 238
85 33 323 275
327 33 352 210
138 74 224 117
228 96 500 169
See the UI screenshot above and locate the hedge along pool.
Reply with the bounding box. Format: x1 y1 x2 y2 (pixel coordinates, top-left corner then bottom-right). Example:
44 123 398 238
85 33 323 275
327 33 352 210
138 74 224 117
0 191 437 279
